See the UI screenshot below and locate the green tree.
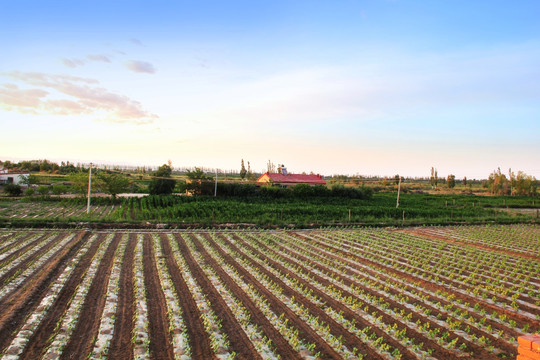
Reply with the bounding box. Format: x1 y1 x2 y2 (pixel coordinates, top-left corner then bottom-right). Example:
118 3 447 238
447 174 456 189
21 174 38 188
463 177 467 186
98 172 131 198
240 159 247 180
430 167 438 188
148 164 176 195
69 171 91 198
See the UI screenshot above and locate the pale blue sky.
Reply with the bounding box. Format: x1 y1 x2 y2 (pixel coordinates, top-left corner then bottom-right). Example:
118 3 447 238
1 1 539 178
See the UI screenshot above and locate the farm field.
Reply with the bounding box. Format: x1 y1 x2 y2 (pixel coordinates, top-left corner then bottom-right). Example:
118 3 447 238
0 225 538 359
1 193 538 227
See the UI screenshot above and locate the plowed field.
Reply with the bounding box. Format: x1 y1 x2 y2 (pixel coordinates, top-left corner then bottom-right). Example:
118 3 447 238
0 224 538 359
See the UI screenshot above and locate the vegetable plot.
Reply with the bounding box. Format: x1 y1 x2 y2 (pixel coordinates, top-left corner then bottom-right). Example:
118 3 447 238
0 225 538 359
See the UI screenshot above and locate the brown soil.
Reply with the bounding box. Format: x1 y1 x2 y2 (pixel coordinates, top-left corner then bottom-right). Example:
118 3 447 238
108 233 137 360
18 233 103 359
335 231 540 321
0 231 90 354
233 232 419 360
195 233 302 360
294 231 534 357
0 231 34 255
290 231 521 356
275 232 505 359
176 233 263 360
160 233 215 359
217 232 375 359
60 233 122 359
399 228 540 261
0 232 65 287
142 233 175 359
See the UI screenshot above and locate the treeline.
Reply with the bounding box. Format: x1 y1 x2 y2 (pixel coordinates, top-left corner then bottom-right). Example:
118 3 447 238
1 159 84 174
186 182 373 200
486 168 537 196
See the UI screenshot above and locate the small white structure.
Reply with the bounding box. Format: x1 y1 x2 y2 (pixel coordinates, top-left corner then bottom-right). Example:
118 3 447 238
0 171 29 186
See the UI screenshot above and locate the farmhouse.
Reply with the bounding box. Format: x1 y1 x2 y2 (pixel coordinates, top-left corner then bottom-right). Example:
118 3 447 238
0 169 29 186
256 166 326 187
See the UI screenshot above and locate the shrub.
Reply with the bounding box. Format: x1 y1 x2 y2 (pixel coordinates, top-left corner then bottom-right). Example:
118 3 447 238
4 184 22 197
24 188 35 196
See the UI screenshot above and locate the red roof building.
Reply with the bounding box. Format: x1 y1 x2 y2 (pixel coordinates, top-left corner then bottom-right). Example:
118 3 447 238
256 172 326 187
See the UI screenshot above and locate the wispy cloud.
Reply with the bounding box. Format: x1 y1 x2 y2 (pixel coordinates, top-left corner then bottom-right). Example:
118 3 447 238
61 58 85 68
87 54 111 63
0 71 158 123
129 38 143 46
124 60 156 74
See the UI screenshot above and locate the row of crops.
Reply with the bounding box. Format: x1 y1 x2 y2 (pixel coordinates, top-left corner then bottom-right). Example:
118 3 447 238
0 225 538 359
2 193 538 226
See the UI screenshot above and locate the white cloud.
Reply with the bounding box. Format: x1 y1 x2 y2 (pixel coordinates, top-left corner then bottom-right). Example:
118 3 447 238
124 60 156 74
1 71 158 123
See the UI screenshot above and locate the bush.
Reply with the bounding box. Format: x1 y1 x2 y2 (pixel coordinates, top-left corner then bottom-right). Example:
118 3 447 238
4 184 22 197
52 184 68 195
24 188 35 196
37 185 50 196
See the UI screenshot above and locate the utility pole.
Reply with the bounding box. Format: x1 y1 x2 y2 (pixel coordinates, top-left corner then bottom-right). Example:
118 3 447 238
86 163 93 214
214 168 218 197
396 175 401 208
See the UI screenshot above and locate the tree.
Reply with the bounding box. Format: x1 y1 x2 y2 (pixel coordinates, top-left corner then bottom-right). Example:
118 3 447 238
36 185 50 196
98 172 131 198
267 160 276 173
394 174 401 186
4 184 22 197
463 177 467 186
21 174 38 188
240 159 247 180
247 161 255 181
430 167 438 188
69 171 91 198
447 174 456 189
148 164 176 195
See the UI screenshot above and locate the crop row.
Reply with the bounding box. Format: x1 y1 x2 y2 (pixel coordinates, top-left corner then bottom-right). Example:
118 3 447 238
0 225 537 359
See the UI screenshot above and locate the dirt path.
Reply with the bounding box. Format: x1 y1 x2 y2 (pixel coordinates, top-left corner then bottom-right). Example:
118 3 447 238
108 233 137 360
0 231 90 354
142 233 175 360
195 233 302 360
161 233 215 359
60 233 122 360
176 233 263 360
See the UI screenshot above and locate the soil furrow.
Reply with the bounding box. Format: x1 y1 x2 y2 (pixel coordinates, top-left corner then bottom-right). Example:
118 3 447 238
235 233 416 360
0 231 33 255
59 233 122 360
196 233 302 360
108 232 137 360
302 231 540 329
18 233 104 359
401 228 540 261
0 232 65 286
177 233 263 360
282 231 518 358
160 233 215 360
0 231 90 354
216 233 367 360
142 233 174 360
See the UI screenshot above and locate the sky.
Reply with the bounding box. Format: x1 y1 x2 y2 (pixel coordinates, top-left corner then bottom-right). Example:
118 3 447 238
1 0 539 179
